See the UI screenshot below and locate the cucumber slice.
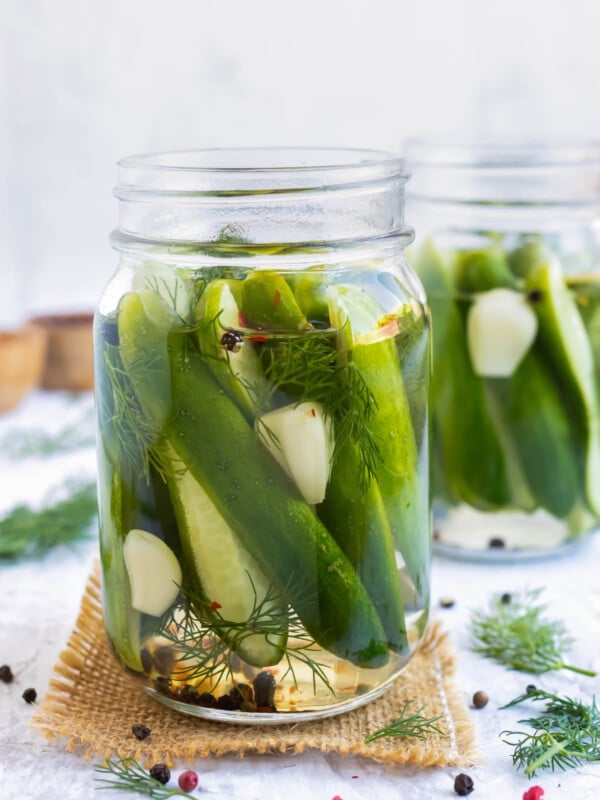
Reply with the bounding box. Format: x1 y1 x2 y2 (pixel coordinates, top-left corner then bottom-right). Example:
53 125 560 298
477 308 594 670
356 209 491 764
166 447 286 666
256 402 334 505
526 258 600 516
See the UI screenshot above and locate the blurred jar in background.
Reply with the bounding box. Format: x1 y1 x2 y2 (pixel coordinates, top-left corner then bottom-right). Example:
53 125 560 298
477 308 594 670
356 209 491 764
0 259 47 412
406 141 600 560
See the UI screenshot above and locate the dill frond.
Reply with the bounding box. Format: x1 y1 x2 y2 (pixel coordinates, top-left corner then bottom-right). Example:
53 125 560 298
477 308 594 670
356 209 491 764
501 688 600 776
470 589 596 677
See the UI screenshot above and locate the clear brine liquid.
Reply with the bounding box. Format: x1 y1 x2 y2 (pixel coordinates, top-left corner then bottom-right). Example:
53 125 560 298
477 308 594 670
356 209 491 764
96 264 430 716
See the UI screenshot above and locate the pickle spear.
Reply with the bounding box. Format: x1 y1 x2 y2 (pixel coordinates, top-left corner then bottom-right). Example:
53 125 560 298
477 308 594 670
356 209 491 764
486 349 579 518
326 284 430 605
525 258 600 517
416 241 510 510
118 290 389 668
118 290 287 667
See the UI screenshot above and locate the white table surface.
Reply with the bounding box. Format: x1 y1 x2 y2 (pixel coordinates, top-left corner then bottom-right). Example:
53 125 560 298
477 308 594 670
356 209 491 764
1 392 599 800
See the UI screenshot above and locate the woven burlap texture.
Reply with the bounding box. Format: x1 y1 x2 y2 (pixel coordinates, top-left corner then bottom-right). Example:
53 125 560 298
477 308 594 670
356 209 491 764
31 567 479 768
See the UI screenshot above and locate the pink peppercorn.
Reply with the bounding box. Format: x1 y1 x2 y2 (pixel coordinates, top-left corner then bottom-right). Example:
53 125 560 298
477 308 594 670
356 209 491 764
523 787 544 800
178 770 199 792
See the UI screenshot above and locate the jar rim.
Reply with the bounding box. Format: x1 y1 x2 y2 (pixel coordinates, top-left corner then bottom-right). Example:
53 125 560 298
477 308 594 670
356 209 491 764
116 147 407 196
404 139 600 170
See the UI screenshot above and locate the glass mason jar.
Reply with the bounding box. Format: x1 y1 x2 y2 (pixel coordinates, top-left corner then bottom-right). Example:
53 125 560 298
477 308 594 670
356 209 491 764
94 148 431 722
406 141 600 560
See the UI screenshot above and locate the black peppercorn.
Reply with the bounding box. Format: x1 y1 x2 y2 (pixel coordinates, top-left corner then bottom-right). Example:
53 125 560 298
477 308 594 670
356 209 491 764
22 688 37 704
439 597 456 609
154 676 172 695
0 665 14 683
132 723 151 741
197 692 217 708
472 690 489 709
149 763 170 785
500 592 512 604
253 671 276 708
526 684 537 694
489 537 505 549
454 773 474 795
153 645 174 676
220 329 244 352
216 693 239 710
140 648 153 674
527 289 543 304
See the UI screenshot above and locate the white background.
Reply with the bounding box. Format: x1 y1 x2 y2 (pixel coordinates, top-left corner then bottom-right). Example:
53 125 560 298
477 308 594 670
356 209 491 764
1 0 600 320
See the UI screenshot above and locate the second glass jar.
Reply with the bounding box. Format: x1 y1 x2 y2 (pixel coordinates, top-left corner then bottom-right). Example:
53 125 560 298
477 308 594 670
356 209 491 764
95 148 431 722
407 141 600 559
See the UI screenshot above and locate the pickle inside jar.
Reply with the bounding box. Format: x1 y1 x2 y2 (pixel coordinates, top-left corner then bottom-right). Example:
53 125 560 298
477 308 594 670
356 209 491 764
95 263 430 714
415 236 600 548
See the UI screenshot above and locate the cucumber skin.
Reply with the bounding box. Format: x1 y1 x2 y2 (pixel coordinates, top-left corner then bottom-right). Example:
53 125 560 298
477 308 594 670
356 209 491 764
351 335 431 607
242 270 312 330
486 349 579 518
416 242 511 510
166 333 389 668
318 439 409 655
526 261 600 518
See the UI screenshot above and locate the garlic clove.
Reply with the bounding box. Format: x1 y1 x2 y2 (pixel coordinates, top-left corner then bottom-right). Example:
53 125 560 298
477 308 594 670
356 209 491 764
123 529 182 617
467 288 538 378
256 402 334 505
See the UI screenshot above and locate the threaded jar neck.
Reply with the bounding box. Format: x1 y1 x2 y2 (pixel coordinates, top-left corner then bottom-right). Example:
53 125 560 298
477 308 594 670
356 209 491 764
406 140 600 233
112 148 412 251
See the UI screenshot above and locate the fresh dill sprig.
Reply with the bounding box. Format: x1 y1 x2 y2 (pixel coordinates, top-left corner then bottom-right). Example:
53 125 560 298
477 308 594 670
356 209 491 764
470 589 596 677
156 577 333 695
257 332 382 488
100 348 169 484
0 480 97 559
501 688 600 776
94 757 196 798
364 700 446 743
0 405 95 460
145 273 206 328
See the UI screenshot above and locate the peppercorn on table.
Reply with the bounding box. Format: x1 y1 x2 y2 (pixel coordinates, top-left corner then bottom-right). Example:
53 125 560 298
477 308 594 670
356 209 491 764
1 392 599 800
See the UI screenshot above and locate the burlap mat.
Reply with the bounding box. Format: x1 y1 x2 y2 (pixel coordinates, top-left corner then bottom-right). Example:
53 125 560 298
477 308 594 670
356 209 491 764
31 567 479 768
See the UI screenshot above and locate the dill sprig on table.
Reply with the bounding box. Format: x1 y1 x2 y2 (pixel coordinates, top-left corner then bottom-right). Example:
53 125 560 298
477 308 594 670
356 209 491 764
0 405 96 459
470 588 596 677
0 480 97 559
364 700 446 743
501 688 600 776
95 757 196 799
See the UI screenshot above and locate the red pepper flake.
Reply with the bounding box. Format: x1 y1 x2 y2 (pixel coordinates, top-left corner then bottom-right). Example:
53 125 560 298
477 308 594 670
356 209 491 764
237 310 248 328
523 787 545 800
310 407 316 417
210 601 222 612
274 289 282 308
248 335 269 343
351 775 359 779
